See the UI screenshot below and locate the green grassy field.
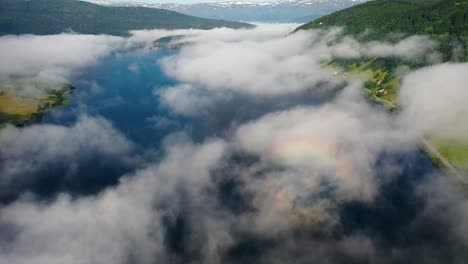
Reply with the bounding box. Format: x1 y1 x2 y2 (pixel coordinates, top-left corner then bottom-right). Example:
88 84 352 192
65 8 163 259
423 142 468 193
432 139 468 171
0 84 74 126
324 58 401 109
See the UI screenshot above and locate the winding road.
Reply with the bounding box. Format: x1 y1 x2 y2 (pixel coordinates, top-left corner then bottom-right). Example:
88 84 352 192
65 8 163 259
421 138 468 184
370 97 468 184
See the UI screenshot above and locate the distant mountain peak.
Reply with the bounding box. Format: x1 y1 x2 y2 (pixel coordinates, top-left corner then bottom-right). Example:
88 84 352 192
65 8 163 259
89 0 368 23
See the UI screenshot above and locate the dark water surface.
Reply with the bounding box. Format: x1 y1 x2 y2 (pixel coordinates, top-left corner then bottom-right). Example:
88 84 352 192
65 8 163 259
4 49 194 200
36 48 441 203
43 49 187 148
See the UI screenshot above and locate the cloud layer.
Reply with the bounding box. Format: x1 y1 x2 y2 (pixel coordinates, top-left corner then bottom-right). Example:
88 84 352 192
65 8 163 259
0 116 136 202
156 26 437 116
399 63 468 139
0 34 128 96
0 24 467 264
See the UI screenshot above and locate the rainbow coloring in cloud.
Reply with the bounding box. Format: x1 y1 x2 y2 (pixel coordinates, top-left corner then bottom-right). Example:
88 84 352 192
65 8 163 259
268 138 355 176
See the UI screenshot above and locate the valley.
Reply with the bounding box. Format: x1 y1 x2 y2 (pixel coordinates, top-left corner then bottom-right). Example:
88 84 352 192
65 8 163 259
0 1 468 262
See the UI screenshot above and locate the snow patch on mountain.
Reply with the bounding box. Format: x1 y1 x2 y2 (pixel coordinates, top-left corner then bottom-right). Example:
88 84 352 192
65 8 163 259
90 0 368 23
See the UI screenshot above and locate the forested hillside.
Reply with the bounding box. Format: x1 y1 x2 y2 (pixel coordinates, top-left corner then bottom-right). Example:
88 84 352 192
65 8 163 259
296 0 468 60
0 0 252 36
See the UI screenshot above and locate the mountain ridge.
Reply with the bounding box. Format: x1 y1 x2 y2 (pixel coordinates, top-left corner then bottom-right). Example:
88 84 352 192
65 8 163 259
90 0 368 23
295 0 468 60
0 0 252 36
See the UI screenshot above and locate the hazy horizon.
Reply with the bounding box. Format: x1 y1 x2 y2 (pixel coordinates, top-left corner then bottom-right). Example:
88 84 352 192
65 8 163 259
89 0 303 4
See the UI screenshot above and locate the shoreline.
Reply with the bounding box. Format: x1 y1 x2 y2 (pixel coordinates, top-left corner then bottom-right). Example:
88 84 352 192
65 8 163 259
0 85 75 128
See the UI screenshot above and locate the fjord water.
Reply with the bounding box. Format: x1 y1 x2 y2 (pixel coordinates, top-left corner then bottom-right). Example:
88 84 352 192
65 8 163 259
15 46 450 255
26 49 196 199
43 49 186 148
40 48 439 225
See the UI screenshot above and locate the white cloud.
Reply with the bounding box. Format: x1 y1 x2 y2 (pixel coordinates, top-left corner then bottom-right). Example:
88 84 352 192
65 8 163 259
234 85 411 204
330 35 437 61
0 116 134 189
0 138 227 264
0 24 465 264
159 28 336 97
0 34 127 90
155 26 436 116
128 24 300 44
399 63 468 139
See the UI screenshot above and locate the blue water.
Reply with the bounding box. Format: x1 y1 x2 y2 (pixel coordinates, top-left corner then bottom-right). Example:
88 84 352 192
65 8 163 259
44 49 187 148
8 47 458 259
38 47 440 207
